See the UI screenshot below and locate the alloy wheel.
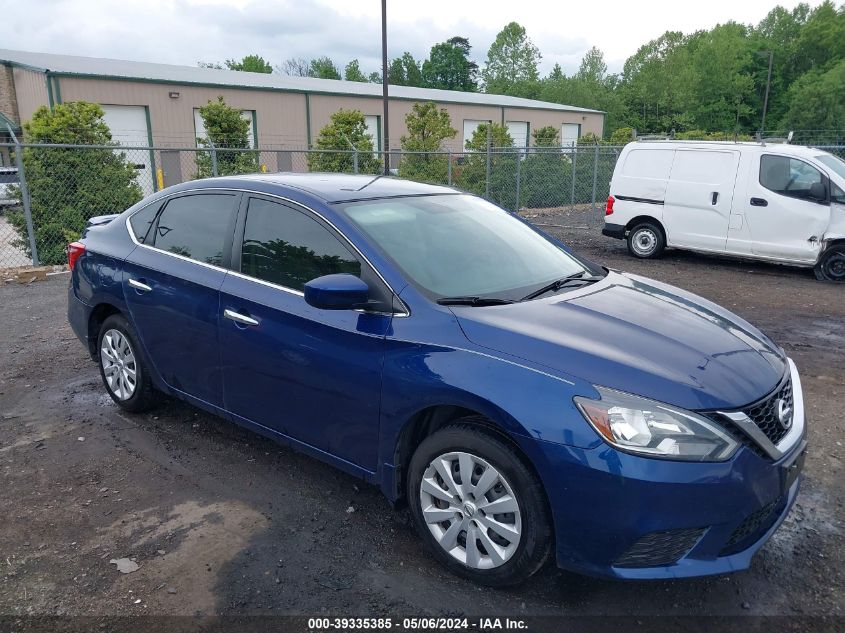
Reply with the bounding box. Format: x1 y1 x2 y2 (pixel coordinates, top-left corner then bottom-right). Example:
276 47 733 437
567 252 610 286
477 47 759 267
100 328 137 400
419 451 522 570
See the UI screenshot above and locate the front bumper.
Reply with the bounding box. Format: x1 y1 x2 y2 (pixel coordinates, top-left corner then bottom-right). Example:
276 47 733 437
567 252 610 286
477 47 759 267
521 360 807 580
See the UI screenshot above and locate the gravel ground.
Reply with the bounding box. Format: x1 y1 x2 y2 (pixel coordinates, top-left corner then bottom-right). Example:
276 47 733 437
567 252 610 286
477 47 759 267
0 212 842 623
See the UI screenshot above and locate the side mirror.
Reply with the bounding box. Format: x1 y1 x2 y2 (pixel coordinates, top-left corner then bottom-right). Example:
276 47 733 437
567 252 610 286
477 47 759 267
810 181 829 204
304 274 369 310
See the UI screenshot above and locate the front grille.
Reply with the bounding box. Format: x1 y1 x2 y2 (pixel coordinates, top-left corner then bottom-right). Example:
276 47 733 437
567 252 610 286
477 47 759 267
614 527 705 568
720 498 781 554
742 376 793 445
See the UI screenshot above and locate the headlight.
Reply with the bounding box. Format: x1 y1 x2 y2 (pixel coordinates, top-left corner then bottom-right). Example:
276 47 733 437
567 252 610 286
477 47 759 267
574 387 739 461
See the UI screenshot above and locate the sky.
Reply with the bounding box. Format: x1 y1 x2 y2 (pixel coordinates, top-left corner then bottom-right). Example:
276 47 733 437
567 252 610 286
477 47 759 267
0 0 820 77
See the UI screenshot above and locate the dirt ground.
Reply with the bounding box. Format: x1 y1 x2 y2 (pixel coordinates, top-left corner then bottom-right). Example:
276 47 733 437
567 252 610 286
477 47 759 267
0 211 843 623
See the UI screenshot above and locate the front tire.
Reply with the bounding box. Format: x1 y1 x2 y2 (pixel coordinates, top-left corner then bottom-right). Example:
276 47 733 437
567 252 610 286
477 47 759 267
627 222 665 259
814 245 845 282
407 422 552 586
97 314 159 412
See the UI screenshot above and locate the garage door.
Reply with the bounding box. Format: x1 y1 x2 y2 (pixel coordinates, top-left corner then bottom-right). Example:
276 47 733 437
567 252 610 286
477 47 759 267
100 105 155 195
463 119 491 150
506 121 529 149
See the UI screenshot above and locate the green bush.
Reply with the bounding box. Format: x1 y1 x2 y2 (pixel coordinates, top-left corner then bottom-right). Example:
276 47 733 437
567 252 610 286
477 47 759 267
195 96 260 178
8 102 142 265
397 102 457 184
307 109 381 174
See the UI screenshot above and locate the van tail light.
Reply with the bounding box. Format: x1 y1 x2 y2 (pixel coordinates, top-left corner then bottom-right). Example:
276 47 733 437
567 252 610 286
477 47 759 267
605 196 615 216
67 242 86 270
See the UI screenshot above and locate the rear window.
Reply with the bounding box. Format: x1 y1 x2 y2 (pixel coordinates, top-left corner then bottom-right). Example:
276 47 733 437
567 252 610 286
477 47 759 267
152 194 237 265
621 149 674 180
129 202 162 244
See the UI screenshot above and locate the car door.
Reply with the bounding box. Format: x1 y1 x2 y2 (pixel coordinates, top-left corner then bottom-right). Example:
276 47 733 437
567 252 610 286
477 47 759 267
219 195 394 471
123 191 240 408
744 154 830 262
662 149 740 251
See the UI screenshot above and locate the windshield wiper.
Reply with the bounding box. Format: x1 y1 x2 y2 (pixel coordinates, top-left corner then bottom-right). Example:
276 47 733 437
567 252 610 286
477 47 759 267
519 271 602 302
436 296 516 306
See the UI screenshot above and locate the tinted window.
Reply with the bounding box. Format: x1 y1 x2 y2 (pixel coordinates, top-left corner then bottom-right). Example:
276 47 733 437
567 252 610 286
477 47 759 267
153 194 236 265
129 202 162 244
760 155 823 202
833 183 845 205
0 173 18 184
241 198 361 290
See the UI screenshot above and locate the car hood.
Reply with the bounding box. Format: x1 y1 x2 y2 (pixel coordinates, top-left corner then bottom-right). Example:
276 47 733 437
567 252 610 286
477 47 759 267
452 271 786 411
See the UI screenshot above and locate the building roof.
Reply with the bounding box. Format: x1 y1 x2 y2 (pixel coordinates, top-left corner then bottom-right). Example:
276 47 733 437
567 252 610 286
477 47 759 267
0 48 603 115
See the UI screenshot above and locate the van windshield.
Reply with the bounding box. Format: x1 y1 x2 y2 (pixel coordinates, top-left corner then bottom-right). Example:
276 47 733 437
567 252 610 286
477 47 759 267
337 194 596 301
816 153 845 180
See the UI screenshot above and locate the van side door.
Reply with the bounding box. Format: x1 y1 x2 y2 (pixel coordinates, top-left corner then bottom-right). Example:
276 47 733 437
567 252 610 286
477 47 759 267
662 149 740 252
744 154 829 262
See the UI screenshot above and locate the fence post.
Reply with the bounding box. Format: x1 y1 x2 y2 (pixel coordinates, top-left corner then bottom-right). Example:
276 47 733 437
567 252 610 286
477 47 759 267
591 143 600 213
447 150 452 186
485 124 492 198
353 149 359 174
514 149 521 212
570 145 578 208
209 140 219 177
8 129 39 265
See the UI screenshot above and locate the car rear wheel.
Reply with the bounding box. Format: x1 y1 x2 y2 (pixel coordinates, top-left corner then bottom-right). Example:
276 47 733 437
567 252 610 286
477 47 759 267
97 314 158 412
814 245 845 282
627 222 665 259
407 422 552 586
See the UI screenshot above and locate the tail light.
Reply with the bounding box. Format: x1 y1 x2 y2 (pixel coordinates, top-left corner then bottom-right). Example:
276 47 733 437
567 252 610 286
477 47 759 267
67 242 86 270
605 196 615 216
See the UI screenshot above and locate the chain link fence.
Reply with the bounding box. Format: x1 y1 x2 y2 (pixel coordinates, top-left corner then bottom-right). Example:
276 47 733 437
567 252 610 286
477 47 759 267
1 138 844 269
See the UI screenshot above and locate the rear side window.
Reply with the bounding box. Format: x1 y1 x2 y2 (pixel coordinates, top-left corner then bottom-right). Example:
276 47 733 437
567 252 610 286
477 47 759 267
760 155 823 201
129 202 162 244
240 197 361 290
621 149 675 179
152 194 236 265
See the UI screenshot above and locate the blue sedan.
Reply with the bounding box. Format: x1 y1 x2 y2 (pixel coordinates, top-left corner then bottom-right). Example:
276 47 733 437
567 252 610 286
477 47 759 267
67 174 807 586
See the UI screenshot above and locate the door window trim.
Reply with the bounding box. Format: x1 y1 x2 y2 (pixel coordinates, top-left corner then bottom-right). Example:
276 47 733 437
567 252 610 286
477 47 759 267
758 154 828 204
124 187 409 316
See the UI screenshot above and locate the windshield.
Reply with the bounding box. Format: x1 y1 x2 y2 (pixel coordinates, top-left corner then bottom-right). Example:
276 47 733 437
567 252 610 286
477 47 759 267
816 153 845 180
338 194 594 300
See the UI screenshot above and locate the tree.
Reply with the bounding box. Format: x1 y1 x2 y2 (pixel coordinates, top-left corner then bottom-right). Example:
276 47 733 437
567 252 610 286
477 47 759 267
482 22 541 96
421 36 478 91
225 55 272 73
388 52 424 87
310 57 342 80
782 59 845 129
344 59 368 82
457 123 517 206
398 102 457 183
307 109 381 174
609 127 635 144
532 126 559 146
277 57 312 77
195 96 259 178
8 102 142 264
368 71 382 83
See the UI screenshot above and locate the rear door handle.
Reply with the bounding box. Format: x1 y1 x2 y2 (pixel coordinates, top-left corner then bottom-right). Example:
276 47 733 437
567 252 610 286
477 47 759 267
128 278 152 292
711 191 719 205
750 197 768 207
224 309 259 327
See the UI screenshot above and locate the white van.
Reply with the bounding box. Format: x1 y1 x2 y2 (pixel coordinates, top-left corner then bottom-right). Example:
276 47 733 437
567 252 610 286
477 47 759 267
602 141 845 282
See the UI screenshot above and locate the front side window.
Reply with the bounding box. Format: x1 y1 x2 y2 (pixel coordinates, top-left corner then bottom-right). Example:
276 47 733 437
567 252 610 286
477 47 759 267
338 194 591 300
760 155 824 202
240 198 361 290
152 194 236 265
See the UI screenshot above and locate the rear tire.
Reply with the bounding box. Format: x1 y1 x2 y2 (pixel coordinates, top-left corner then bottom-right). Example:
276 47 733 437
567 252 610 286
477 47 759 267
627 222 665 259
97 314 159 412
814 245 845 282
407 421 552 586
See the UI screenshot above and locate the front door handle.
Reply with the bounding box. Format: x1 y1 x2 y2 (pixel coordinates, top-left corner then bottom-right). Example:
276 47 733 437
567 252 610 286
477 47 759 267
224 309 259 327
750 197 768 207
711 191 719 205
128 278 152 292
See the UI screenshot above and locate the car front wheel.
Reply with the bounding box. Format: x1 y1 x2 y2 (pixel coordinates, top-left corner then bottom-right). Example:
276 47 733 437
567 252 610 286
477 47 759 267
407 422 552 586
97 314 159 412
815 245 845 282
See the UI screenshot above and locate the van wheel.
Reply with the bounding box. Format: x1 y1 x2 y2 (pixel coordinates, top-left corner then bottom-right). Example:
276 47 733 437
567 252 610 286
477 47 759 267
97 314 159 412
407 422 552 586
627 222 665 259
814 245 845 282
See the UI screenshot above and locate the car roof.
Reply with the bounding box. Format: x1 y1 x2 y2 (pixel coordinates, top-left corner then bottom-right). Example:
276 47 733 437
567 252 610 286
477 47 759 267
627 140 828 159
227 172 460 203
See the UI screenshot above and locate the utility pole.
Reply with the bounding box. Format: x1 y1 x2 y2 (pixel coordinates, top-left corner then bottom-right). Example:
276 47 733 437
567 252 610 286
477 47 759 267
758 50 773 137
381 0 390 175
